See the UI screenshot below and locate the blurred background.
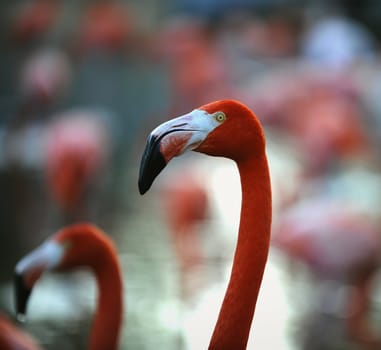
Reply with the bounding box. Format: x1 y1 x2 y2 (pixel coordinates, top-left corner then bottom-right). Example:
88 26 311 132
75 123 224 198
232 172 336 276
1 0 381 349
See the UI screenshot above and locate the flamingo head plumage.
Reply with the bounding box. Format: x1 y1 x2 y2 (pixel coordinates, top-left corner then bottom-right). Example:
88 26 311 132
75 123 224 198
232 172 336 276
139 99 265 194
14 223 114 318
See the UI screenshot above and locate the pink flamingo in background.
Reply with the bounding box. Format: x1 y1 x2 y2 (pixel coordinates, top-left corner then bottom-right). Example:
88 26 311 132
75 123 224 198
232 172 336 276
0 48 72 295
14 223 123 350
74 0 133 54
0 313 41 350
18 48 71 109
139 99 272 349
10 0 60 44
161 169 209 298
155 17 231 115
247 73 369 177
44 111 111 221
272 197 381 349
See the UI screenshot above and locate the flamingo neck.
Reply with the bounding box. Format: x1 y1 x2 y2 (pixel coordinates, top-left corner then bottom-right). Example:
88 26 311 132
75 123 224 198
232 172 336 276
0 314 42 350
209 153 272 350
88 248 123 350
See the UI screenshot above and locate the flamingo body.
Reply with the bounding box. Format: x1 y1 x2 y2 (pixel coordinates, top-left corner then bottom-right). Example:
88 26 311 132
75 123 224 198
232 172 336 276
45 112 110 214
162 172 208 234
161 170 209 297
273 198 381 278
0 314 42 350
76 2 132 52
11 0 59 43
272 198 381 349
20 49 71 105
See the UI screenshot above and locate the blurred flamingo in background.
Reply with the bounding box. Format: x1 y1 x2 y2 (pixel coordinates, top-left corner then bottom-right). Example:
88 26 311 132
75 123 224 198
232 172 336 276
9 0 60 45
14 223 123 350
74 0 133 54
0 313 42 350
246 72 370 177
285 77 369 177
44 110 112 223
0 47 72 283
155 16 232 115
18 48 71 111
272 196 381 349
160 167 209 299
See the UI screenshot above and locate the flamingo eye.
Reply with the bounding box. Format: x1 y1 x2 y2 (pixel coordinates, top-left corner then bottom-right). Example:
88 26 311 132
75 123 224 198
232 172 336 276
214 112 226 123
61 239 72 252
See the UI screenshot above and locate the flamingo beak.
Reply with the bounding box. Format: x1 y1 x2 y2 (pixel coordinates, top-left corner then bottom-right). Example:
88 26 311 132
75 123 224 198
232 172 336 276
14 241 64 319
138 132 167 195
14 273 31 320
138 110 212 194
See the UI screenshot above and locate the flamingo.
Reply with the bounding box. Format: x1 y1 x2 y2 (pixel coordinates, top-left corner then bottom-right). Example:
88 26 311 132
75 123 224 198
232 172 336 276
160 167 209 299
10 0 60 44
155 17 232 115
74 0 133 54
14 223 123 350
139 99 272 349
272 197 381 349
0 313 42 350
44 111 111 222
19 48 72 108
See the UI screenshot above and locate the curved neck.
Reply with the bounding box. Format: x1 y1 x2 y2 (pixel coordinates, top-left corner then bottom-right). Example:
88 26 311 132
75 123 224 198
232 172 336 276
88 248 123 350
209 154 272 349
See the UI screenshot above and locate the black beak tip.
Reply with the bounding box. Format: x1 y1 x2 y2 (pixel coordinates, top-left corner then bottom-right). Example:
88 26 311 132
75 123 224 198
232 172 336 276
14 273 32 318
138 180 149 195
138 134 168 195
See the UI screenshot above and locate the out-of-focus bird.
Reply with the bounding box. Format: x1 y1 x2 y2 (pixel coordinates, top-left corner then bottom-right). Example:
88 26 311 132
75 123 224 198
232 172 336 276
18 49 71 109
160 168 209 299
272 197 381 349
155 17 232 115
288 82 368 176
139 100 272 349
0 313 42 350
44 110 111 222
245 72 369 177
0 48 72 284
74 0 132 54
9 0 60 44
14 223 123 350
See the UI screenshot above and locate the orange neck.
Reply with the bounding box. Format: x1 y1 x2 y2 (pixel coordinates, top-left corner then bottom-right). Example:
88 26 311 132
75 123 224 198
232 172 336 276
209 153 272 349
88 247 123 350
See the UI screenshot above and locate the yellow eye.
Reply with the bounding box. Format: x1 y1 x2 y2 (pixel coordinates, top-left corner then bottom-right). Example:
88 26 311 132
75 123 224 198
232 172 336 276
61 240 72 251
215 112 226 122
